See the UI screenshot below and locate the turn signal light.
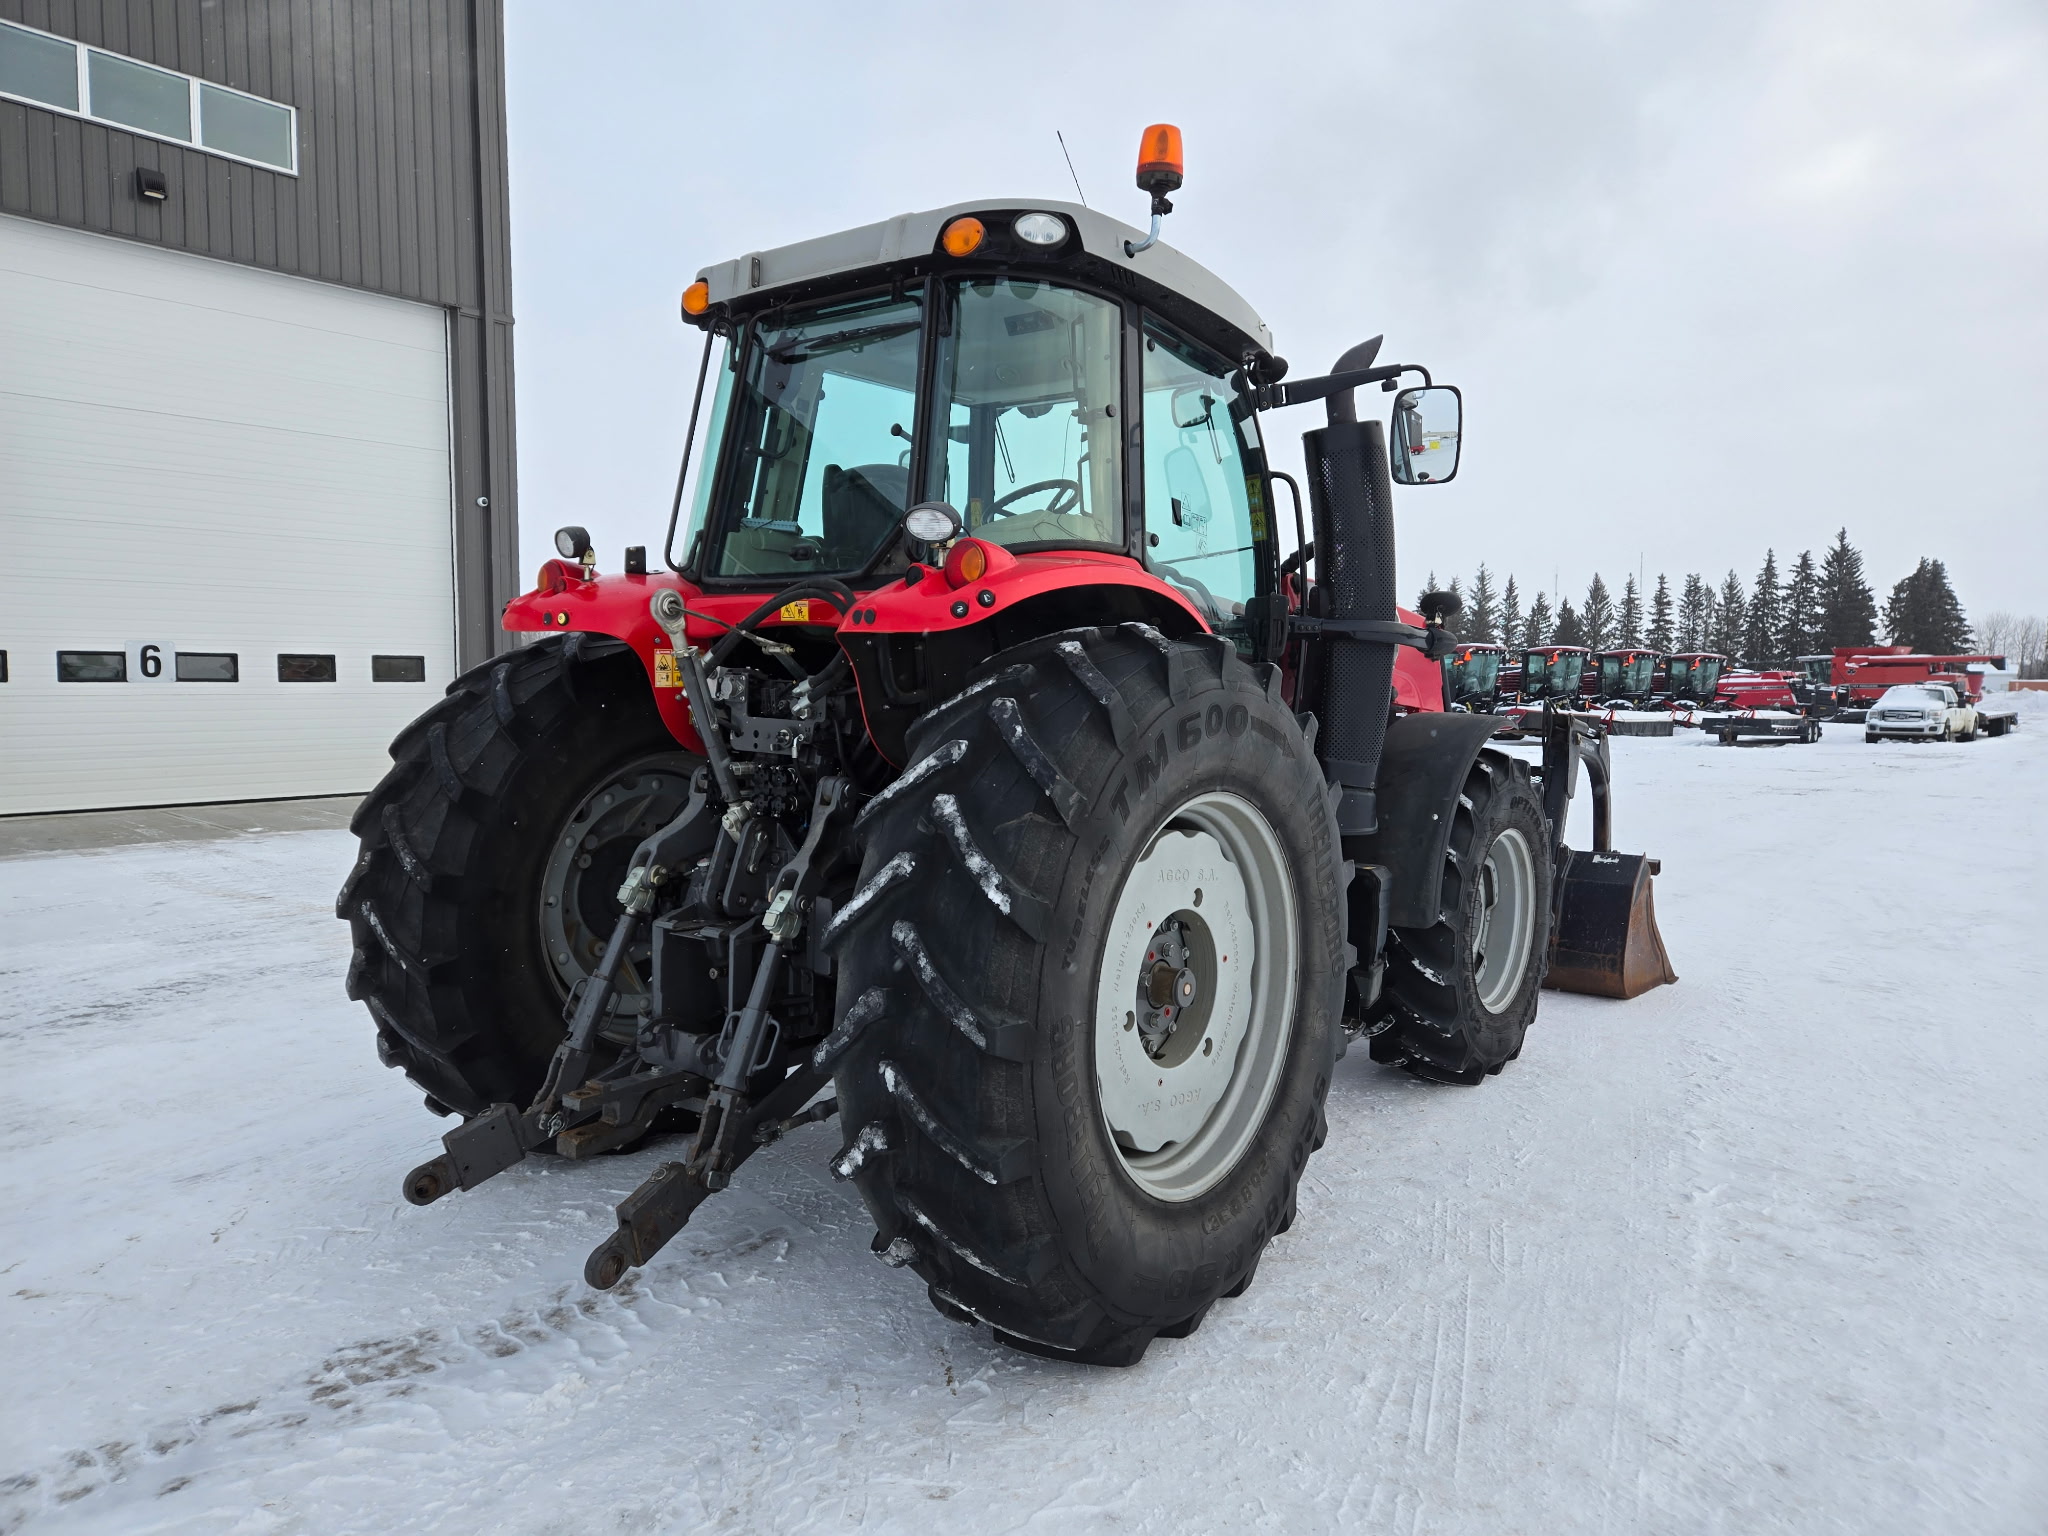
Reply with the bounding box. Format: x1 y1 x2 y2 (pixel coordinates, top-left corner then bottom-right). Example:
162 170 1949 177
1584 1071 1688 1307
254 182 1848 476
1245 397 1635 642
945 538 991 587
941 216 986 257
681 280 710 316
1136 124 1184 195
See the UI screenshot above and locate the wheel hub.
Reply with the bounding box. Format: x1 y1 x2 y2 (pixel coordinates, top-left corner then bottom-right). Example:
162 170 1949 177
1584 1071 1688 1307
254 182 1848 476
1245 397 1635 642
538 755 697 1037
1471 825 1537 1014
1092 793 1300 1203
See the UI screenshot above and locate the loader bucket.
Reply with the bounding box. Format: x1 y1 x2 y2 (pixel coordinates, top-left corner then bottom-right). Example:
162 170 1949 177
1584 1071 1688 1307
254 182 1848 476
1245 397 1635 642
1545 848 1677 999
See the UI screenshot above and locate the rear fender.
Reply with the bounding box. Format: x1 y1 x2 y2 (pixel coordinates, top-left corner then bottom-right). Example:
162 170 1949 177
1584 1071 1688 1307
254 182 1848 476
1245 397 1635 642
505 564 850 755
844 554 1208 764
1346 712 1505 932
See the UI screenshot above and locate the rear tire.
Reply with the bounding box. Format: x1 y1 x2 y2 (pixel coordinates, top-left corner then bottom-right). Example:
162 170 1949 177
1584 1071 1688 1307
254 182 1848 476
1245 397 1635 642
1370 751 1551 1084
825 625 1346 1366
338 635 698 1117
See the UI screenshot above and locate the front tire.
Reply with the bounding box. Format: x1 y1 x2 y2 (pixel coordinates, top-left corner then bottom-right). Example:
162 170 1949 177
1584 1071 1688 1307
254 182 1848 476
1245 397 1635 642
824 625 1346 1366
338 636 699 1117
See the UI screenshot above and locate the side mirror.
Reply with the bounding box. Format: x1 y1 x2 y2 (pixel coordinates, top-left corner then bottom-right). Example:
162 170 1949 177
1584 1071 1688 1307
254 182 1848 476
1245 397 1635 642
1389 386 1462 485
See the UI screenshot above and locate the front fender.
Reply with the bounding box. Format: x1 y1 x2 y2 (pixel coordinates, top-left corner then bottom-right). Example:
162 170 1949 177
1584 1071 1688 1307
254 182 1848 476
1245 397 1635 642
1348 711 1505 931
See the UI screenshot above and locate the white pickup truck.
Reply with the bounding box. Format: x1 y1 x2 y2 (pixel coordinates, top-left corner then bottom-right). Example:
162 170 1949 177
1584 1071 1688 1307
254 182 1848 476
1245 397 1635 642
1864 683 1979 743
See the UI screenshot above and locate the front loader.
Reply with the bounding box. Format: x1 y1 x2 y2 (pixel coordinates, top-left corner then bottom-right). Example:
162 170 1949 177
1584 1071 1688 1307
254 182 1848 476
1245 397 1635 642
341 127 1674 1366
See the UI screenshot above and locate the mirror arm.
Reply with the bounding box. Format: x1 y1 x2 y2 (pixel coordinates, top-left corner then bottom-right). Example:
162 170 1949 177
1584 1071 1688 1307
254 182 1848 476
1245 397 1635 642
1255 363 1406 414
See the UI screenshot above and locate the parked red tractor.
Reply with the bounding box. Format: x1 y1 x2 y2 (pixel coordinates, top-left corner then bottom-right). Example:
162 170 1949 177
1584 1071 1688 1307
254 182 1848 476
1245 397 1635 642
340 131 1674 1365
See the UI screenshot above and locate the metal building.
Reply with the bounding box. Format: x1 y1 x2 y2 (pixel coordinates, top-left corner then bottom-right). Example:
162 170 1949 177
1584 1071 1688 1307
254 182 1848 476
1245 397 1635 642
0 0 517 814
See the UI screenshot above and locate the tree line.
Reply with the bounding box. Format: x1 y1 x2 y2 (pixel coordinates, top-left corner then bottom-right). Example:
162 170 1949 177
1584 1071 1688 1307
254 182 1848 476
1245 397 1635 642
1420 528 2002 669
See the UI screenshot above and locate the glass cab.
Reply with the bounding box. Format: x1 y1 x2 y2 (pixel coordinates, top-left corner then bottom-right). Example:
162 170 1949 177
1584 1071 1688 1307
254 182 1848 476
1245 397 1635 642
1519 646 1588 700
675 276 1272 653
1664 653 1727 702
1596 650 1656 699
1442 644 1504 710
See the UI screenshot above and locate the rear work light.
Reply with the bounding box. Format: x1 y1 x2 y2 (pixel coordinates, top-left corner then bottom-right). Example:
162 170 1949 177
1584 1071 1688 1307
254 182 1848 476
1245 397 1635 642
1013 212 1066 247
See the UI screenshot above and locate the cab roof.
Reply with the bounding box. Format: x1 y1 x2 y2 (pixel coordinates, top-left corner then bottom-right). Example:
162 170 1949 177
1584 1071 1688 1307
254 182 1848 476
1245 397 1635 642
694 197 1273 361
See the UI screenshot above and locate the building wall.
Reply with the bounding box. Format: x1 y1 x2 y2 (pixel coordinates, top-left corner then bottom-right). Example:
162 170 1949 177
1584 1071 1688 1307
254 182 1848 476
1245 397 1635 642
0 0 518 668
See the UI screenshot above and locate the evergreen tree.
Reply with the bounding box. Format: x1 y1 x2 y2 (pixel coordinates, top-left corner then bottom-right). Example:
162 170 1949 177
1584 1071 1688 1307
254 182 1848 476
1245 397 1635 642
1819 528 1878 648
1745 550 1784 665
1647 574 1674 652
1711 570 1747 658
1883 557 1973 653
1676 574 1709 652
1581 574 1616 652
1500 576 1523 651
1467 565 1500 648
1417 572 1441 611
1619 574 1643 648
1554 598 1586 647
1781 549 1822 658
1523 589 1554 646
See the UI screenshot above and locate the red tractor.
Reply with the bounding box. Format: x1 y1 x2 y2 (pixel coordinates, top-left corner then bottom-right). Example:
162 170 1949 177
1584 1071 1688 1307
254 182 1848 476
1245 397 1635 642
341 131 1673 1366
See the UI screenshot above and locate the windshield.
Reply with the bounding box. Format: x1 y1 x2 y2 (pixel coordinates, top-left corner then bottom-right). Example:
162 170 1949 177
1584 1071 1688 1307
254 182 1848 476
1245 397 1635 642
1446 648 1501 703
924 277 1123 550
704 288 924 579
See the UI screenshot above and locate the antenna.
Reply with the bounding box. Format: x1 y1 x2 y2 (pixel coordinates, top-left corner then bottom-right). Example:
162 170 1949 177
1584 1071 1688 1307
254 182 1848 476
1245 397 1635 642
1056 130 1088 207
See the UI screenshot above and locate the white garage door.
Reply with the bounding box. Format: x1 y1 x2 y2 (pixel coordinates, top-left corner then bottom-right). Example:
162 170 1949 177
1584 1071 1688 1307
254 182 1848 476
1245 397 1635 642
0 214 454 816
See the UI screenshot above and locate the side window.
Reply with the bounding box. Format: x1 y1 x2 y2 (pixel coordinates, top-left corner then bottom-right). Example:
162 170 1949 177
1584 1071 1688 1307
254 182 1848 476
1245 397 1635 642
1142 320 1259 648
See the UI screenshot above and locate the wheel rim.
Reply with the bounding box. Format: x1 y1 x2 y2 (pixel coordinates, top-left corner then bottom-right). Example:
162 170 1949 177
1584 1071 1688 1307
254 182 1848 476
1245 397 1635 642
1470 826 1538 1014
538 753 697 1037
1092 792 1299 1203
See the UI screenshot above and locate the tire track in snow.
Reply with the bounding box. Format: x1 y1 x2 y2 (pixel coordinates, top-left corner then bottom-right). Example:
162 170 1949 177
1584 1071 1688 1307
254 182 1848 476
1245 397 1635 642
0 1230 794 1533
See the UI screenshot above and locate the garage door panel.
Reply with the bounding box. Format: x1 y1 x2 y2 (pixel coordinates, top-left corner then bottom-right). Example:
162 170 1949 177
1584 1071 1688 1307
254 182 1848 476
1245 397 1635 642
0 215 455 816
0 278 449 451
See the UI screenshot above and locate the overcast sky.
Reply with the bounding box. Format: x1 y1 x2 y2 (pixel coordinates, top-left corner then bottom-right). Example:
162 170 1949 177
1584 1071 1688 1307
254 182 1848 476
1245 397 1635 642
503 0 2046 622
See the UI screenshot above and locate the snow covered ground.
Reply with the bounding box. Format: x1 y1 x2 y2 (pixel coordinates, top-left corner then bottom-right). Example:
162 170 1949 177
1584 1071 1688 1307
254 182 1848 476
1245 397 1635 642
3 711 2045 1535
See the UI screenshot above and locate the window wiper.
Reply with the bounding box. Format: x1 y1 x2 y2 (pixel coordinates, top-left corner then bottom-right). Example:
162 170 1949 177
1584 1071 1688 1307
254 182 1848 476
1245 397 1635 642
767 320 921 363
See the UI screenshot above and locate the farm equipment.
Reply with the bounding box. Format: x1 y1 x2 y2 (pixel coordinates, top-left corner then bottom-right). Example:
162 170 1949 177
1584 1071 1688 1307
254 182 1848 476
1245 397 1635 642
1829 648 2007 722
1698 667 1824 744
1661 652 1727 714
1590 649 1658 707
1441 642 1507 712
1518 645 1590 703
341 129 1674 1366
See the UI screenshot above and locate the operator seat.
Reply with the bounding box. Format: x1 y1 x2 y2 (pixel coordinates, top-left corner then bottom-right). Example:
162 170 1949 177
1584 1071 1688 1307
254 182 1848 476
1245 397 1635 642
821 463 906 568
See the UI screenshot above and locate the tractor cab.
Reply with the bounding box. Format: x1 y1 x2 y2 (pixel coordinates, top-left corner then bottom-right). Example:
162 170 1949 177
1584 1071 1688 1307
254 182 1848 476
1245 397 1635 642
1441 642 1505 712
1663 652 1727 705
1593 649 1658 705
665 197 1284 681
1519 645 1590 702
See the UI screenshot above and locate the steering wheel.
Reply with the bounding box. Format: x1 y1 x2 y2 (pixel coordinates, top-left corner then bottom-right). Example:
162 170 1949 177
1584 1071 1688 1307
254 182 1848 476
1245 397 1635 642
989 478 1083 517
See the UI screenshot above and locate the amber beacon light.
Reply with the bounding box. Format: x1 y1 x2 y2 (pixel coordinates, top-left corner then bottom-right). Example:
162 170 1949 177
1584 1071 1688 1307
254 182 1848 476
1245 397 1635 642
1136 124 1184 197
1125 124 1184 256
681 280 710 316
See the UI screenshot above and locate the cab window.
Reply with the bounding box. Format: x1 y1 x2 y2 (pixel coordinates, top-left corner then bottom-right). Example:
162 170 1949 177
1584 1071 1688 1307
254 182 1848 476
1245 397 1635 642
711 288 923 578
1142 318 1260 649
924 278 1124 551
